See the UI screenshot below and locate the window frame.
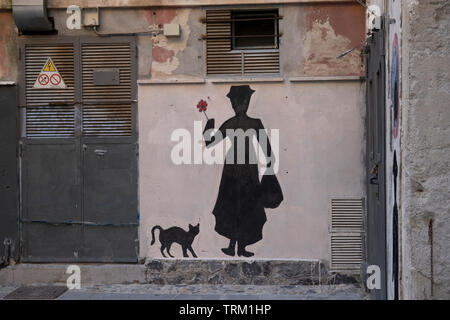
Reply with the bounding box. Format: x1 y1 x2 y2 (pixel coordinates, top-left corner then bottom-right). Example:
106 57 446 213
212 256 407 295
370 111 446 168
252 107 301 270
203 5 283 78
231 9 280 51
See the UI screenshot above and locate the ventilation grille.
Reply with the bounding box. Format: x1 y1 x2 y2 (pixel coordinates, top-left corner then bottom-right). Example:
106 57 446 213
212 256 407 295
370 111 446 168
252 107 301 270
205 10 280 76
82 43 132 136
244 51 280 74
25 44 75 138
330 198 365 271
331 198 364 231
331 233 364 269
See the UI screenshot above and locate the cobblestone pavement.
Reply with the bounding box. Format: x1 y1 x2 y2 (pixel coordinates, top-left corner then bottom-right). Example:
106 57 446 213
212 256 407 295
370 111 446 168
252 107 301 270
0 283 369 300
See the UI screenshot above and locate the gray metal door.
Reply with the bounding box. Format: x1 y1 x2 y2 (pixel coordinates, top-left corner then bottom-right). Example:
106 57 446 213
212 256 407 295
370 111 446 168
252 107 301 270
0 85 19 263
365 26 387 299
19 37 138 262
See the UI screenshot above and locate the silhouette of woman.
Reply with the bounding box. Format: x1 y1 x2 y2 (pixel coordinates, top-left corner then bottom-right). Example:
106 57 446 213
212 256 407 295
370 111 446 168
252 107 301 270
203 85 282 257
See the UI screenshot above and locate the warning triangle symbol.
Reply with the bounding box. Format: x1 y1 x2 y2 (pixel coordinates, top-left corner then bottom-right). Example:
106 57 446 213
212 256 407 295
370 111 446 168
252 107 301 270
43 59 56 72
33 57 67 89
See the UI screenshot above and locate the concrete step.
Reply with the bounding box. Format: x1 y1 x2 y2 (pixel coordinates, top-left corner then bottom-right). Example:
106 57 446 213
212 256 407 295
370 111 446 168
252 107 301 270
0 263 147 286
0 260 359 286
1 284 369 300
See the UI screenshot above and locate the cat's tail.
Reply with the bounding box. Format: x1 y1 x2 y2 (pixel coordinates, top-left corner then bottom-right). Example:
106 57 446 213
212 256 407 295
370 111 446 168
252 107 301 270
151 225 163 246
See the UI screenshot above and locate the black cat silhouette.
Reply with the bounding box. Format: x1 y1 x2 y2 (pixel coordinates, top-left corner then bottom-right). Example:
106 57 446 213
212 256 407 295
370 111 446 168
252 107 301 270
151 224 200 258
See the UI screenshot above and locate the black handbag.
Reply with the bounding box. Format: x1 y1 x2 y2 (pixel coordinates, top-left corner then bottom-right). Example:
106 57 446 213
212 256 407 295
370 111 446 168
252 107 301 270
260 174 283 209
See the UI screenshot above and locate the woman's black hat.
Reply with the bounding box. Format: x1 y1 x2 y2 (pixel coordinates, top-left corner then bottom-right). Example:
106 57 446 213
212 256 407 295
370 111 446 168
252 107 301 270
226 85 255 99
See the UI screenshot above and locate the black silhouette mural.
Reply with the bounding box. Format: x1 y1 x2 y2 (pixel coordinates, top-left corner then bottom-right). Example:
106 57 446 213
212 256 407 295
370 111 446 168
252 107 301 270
203 85 283 257
151 224 200 258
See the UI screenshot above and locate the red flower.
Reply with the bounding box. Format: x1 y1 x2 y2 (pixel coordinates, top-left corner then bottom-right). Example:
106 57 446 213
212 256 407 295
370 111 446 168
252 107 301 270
197 99 208 112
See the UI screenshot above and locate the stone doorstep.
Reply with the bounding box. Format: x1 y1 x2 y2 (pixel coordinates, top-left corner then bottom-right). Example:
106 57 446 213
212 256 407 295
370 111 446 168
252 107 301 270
144 259 360 286
0 260 360 286
0 264 148 286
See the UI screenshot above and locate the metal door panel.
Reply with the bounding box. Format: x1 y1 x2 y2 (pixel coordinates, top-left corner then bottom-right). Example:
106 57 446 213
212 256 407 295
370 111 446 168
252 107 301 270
22 224 82 261
21 142 81 260
79 37 138 261
22 143 80 221
0 85 19 261
365 26 387 299
81 142 138 261
19 37 138 262
82 227 138 262
82 143 137 223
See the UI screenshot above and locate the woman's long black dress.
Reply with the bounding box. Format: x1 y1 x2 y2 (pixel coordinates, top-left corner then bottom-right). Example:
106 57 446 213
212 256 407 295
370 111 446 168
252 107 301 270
204 116 269 246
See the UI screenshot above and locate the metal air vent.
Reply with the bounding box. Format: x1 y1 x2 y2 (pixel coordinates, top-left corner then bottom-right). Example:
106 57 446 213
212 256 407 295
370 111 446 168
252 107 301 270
330 198 365 271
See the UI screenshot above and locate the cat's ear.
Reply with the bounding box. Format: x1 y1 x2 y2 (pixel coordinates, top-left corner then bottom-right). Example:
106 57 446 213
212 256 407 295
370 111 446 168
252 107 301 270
196 223 200 228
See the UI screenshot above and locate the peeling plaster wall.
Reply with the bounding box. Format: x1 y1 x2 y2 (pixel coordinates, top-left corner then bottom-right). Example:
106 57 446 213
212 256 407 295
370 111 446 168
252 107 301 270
49 7 204 80
143 8 201 78
400 0 450 300
302 3 365 76
0 12 17 82
47 4 365 79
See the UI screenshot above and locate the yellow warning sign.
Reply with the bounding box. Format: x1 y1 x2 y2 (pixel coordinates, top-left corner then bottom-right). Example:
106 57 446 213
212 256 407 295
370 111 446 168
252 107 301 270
33 57 66 89
42 59 56 72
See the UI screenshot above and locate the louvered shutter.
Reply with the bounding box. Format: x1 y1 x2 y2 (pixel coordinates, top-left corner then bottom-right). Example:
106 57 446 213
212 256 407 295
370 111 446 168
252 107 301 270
205 9 280 76
82 43 133 137
25 44 75 138
330 198 365 271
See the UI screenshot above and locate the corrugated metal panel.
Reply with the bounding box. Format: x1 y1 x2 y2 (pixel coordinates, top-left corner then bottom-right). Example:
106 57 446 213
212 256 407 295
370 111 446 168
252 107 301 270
81 43 132 136
330 198 365 271
25 44 75 138
205 10 280 76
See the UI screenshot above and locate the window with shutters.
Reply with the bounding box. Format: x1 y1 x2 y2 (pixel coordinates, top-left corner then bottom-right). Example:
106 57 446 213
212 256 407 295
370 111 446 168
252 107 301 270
205 9 281 76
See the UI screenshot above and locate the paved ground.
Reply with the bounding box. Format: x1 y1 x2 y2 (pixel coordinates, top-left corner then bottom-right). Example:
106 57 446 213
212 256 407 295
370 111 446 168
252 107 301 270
0 286 16 299
0 283 369 300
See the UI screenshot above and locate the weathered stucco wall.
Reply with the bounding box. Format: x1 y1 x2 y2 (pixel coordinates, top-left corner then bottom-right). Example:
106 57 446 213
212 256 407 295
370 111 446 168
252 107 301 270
133 3 366 262
0 12 17 82
2 2 366 264
138 81 365 261
400 0 450 299
24 3 365 80
283 3 365 77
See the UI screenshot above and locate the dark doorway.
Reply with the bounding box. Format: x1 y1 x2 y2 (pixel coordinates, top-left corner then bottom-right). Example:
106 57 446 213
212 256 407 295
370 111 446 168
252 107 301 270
365 25 387 299
19 37 138 262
